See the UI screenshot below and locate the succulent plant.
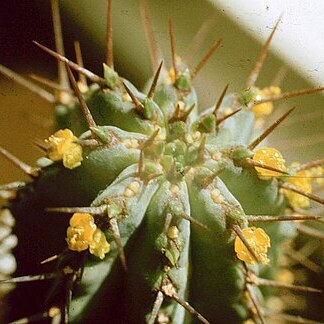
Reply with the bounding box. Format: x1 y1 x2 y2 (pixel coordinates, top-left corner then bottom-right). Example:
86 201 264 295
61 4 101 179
0 1 323 323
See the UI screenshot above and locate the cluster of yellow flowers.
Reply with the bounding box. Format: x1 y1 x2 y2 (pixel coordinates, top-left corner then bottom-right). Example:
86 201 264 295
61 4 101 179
283 163 323 208
66 213 110 260
252 86 281 118
252 148 323 208
238 148 323 265
234 227 271 265
46 129 83 169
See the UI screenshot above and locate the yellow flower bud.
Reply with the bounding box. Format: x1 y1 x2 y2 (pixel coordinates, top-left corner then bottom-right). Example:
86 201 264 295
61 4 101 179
46 129 83 169
253 147 287 179
234 227 270 265
167 226 179 240
283 163 323 208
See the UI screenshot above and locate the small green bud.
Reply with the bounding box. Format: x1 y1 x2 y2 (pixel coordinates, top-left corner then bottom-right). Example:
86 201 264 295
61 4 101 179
175 69 191 91
225 207 247 229
107 201 122 218
90 126 111 143
198 114 216 133
241 87 257 106
144 161 162 177
155 233 168 251
193 167 213 187
173 140 186 157
232 147 254 164
165 142 176 156
165 140 186 160
103 63 119 88
168 121 186 140
168 200 184 217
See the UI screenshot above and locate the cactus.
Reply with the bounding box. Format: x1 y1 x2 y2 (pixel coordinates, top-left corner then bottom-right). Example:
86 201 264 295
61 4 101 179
0 1 323 323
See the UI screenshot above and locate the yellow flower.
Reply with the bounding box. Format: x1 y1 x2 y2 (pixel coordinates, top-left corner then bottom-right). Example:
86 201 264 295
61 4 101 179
62 142 83 169
234 227 270 265
46 129 74 161
46 129 83 169
66 213 97 252
89 228 110 260
252 86 281 118
283 163 323 208
284 173 311 208
66 213 110 259
253 147 287 179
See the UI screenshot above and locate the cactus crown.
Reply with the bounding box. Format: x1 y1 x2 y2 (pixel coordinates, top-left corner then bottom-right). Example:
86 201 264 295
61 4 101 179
0 1 323 323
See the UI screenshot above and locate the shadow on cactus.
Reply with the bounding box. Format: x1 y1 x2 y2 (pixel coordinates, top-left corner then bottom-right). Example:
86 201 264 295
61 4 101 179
0 0 323 323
